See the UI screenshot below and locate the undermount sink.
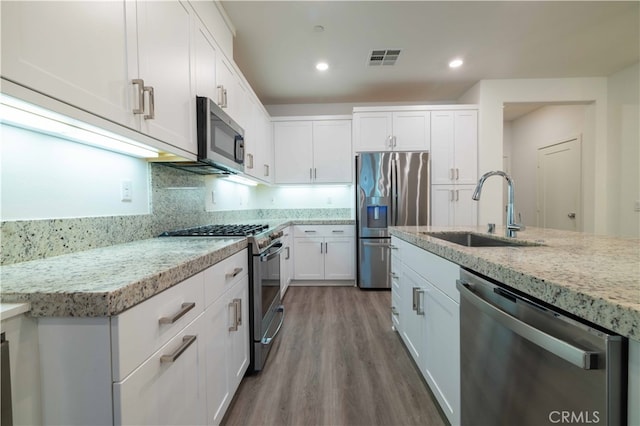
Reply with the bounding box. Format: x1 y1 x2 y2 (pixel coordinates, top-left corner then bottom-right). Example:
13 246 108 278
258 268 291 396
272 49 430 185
422 231 542 247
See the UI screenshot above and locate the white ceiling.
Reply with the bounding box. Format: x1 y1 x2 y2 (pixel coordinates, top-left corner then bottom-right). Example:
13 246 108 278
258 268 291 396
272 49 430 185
220 1 639 107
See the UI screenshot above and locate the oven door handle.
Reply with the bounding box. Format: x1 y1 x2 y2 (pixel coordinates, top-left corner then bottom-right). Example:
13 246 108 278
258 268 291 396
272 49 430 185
259 242 283 262
261 305 285 345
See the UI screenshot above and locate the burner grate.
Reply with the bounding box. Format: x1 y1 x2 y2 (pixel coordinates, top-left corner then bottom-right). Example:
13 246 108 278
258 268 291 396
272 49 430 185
160 224 269 237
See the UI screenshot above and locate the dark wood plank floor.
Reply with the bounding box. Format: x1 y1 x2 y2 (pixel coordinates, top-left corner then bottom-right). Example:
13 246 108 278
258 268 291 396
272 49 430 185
222 286 447 426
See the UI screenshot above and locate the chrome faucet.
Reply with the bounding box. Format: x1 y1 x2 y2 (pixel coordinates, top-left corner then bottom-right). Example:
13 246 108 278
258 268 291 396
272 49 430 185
472 170 525 238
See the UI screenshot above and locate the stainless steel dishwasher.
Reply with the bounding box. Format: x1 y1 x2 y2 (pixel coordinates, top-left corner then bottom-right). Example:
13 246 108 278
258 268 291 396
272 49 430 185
457 268 626 426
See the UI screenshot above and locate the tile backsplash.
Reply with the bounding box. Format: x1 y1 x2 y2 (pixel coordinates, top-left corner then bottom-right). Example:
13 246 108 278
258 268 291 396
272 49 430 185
1 164 353 265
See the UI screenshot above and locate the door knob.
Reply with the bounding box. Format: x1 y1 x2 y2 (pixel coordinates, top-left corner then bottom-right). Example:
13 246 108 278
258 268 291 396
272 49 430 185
568 213 576 219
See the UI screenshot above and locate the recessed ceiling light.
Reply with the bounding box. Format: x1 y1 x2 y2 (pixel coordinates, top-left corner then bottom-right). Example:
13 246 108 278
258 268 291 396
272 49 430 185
313 25 325 33
316 62 329 71
449 58 464 68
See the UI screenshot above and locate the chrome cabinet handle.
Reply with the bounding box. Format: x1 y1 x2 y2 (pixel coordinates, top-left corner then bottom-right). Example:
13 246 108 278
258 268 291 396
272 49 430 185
314 168 317 179
391 306 399 316
392 136 397 147
132 79 145 114
320 242 323 254
264 164 269 177
332 230 344 233
304 230 317 233
387 135 393 148
309 168 313 180
412 287 418 312
143 85 155 120
247 153 254 169
568 212 576 219
390 272 399 279
455 190 459 201
225 267 243 279
449 168 455 180
455 168 460 180
159 302 195 325
229 298 241 331
450 190 455 202
456 280 599 369
416 289 425 315
285 246 290 260
160 335 196 363
325 242 328 253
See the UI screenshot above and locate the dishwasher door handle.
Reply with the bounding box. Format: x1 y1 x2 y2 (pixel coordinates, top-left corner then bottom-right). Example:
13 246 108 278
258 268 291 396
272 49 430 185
456 280 599 370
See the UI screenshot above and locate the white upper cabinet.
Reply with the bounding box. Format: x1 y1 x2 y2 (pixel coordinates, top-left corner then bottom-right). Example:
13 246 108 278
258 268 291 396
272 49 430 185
1 1 136 129
128 0 195 155
273 118 352 184
431 110 478 185
353 109 430 152
193 15 218 102
244 98 273 183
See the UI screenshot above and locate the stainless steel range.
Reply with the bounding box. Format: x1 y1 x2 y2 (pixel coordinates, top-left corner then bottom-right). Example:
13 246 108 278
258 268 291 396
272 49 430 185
160 223 285 373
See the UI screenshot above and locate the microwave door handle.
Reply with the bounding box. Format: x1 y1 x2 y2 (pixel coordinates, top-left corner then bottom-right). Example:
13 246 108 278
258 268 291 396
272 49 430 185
235 136 244 163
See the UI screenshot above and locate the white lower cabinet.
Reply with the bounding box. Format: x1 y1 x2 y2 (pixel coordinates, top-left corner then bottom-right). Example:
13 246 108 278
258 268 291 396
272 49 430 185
37 250 249 426
204 272 249 426
391 236 460 426
293 225 355 282
113 314 207 426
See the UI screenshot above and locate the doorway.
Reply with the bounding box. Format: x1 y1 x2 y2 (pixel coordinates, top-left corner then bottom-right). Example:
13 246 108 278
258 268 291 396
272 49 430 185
536 137 582 231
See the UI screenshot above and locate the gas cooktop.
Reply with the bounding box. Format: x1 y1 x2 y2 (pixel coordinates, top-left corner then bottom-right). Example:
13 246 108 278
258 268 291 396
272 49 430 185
159 223 269 237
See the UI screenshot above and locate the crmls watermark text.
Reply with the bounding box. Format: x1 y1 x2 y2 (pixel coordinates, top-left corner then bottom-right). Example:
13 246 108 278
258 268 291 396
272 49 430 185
548 411 601 424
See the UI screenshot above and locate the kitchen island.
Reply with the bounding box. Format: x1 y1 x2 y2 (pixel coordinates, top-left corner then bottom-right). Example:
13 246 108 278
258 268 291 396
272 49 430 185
389 225 639 426
390 225 639 340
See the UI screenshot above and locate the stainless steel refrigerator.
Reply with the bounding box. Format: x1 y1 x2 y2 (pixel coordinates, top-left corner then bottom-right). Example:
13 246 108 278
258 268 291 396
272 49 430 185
356 151 430 289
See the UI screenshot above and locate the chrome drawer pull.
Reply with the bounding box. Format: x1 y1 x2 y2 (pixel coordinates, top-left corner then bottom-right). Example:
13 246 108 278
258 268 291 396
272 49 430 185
225 267 243 279
159 302 195 325
332 230 344 233
132 79 145 114
160 335 196 363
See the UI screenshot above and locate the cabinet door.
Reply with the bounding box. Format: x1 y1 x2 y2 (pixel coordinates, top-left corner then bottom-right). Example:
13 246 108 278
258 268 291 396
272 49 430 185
274 121 314 184
227 277 249 395
324 237 355 280
1 1 136 129
431 186 455 227
424 283 460 426
353 112 393 152
312 120 353 183
293 237 325 279
399 266 426 369
392 111 430 151
430 111 455 184
453 111 478 185
452 185 478 227
204 296 231 425
135 0 195 154
193 16 218 101
113 315 207 426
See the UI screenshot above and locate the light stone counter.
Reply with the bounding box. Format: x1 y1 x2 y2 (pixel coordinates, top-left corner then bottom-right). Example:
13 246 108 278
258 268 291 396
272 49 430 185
389 225 640 340
0 218 353 318
0 237 247 317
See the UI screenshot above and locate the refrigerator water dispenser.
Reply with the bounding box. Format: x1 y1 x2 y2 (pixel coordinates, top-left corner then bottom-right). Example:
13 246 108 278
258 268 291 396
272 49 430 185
367 205 388 228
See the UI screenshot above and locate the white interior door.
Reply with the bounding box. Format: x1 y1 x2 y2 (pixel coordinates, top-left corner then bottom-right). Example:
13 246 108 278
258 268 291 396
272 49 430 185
537 137 582 231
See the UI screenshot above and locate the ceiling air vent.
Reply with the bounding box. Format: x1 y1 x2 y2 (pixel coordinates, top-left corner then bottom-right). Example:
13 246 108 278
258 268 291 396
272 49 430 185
368 49 401 66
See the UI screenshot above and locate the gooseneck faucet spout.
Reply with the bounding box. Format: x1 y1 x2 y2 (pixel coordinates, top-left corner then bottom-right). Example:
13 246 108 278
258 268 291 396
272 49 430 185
472 170 524 238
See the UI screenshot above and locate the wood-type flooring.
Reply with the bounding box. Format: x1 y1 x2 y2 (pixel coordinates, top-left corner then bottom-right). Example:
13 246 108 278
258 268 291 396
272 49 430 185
222 286 447 426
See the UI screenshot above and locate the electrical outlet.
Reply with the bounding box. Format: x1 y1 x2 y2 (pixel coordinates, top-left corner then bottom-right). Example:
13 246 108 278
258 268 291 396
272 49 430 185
634 200 640 212
121 180 132 202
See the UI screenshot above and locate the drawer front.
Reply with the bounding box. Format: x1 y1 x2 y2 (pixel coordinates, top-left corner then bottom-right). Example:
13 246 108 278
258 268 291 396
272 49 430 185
403 242 459 303
113 314 206 426
111 273 205 381
204 250 249 308
294 224 355 238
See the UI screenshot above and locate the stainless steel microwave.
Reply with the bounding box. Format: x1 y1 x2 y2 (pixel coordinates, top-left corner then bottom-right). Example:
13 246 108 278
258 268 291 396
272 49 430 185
196 96 244 174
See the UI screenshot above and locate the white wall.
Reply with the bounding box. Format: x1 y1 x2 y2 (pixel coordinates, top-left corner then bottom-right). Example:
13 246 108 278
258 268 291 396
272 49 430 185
459 77 609 234
1 125 150 220
507 105 588 229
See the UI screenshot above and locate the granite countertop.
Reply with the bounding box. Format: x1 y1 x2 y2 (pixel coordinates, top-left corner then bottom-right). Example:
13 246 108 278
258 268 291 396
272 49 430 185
0 219 355 317
0 237 247 317
389 225 640 341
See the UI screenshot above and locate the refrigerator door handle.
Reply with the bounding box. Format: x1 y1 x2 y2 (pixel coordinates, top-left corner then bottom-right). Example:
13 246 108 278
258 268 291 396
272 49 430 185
391 157 398 226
